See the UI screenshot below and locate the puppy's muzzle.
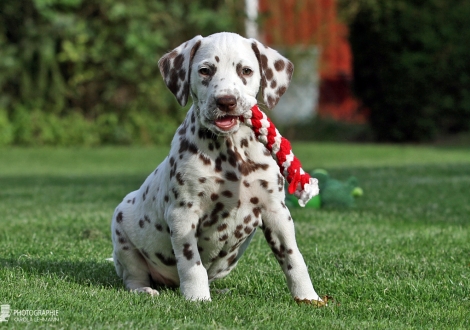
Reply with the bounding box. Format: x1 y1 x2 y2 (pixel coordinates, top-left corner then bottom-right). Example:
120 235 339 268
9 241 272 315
213 95 240 132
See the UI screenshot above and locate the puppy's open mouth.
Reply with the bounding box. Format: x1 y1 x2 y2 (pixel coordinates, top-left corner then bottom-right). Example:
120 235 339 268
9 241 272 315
214 115 239 131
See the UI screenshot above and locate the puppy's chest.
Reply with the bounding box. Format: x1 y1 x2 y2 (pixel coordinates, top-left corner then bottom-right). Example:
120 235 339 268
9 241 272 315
168 127 284 265
171 124 282 203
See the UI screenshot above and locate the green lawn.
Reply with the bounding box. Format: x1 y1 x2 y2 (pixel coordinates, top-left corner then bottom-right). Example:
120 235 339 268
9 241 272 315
1 144 469 329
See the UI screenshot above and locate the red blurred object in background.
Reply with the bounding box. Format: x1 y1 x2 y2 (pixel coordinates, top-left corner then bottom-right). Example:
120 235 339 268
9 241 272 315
258 0 367 123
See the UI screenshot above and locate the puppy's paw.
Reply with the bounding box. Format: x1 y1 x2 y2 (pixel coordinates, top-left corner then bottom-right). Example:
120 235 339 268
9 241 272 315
131 287 160 296
294 297 327 307
186 295 211 302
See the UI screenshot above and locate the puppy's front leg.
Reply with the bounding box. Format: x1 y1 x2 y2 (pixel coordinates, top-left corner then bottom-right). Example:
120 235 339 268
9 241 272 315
262 207 324 304
168 207 211 301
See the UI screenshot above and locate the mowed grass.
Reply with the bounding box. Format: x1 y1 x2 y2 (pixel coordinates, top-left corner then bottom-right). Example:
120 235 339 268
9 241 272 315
0 143 469 329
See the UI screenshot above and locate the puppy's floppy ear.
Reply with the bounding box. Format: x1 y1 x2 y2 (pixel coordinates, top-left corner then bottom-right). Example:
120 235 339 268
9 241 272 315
158 35 203 106
250 39 294 109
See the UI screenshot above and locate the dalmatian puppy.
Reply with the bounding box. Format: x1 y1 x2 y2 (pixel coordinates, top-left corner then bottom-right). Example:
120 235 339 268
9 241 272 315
111 32 323 304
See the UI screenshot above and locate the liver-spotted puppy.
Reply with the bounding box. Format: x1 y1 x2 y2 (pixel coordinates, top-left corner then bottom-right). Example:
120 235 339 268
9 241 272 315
111 32 323 303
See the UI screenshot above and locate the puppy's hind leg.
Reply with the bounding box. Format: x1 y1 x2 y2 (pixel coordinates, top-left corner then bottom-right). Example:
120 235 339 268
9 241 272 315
112 210 159 296
113 246 159 296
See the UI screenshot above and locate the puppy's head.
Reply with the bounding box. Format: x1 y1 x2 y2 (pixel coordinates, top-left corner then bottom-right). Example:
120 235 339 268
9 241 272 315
159 32 293 136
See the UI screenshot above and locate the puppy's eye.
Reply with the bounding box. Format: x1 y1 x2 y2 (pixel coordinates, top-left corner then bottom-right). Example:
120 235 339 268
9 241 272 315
242 67 253 76
199 67 211 76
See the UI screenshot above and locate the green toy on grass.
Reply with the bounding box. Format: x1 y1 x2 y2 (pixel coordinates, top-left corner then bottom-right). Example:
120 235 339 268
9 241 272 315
285 169 363 208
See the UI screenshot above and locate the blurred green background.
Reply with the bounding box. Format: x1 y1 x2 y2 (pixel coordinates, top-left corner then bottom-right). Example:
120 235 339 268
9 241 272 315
1 0 469 146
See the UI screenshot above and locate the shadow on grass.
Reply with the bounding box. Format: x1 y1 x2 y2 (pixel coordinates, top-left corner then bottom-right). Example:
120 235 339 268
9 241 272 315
1 257 178 294
1 257 121 288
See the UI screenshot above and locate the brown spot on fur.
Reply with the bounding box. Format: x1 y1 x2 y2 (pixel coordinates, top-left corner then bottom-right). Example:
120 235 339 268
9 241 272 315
183 243 193 260
199 154 211 165
286 61 294 80
215 157 223 172
227 253 237 265
218 250 227 258
116 212 123 223
274 59 285 71
236 62 247 85
179 138 198 154
265 68 274 81
277 86 287 96
172 188 179 200
155 252 177 266
264 227 275 246
173 54 184 70
225 171 238 182
234 224 244 239
221 190 233 198
217 223 227 231
176 172 185 185
260 54 268 70
250 197 259 204
239 159 269 176
219 234 229 241
178 126 187 135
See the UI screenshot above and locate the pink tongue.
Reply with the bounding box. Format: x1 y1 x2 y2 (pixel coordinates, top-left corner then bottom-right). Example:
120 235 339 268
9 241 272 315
215 116 236 128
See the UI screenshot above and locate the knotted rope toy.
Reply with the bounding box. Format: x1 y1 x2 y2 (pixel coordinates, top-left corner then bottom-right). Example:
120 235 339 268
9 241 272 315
240 104 319 207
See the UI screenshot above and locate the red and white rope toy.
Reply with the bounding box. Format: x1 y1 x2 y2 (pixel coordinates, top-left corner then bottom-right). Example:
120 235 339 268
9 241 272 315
240 104 319 207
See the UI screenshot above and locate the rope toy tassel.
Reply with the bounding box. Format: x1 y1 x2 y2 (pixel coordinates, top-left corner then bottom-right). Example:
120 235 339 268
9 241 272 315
240 104 319 207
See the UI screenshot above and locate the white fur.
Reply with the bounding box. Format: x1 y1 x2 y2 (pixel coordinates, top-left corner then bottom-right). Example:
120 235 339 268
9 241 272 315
111 32 323 303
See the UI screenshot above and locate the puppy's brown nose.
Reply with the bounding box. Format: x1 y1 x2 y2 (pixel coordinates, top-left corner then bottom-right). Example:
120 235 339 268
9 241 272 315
216 96 237 112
